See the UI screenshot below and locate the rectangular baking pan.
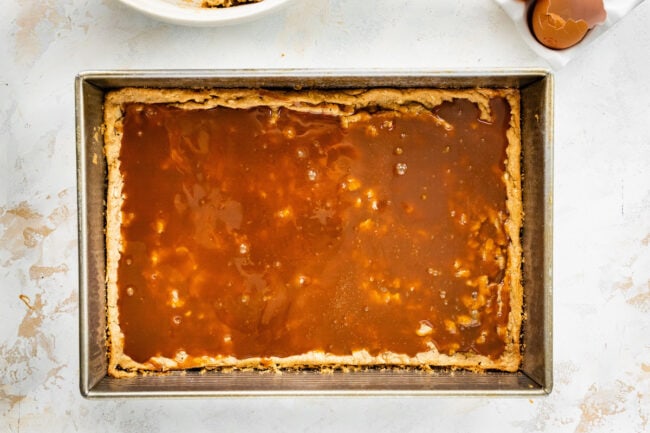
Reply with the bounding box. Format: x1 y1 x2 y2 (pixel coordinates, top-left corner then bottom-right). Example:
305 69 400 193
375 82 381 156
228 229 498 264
76 69 553 397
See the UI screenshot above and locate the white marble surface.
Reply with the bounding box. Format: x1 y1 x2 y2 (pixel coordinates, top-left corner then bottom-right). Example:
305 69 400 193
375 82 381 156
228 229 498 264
1 0 649 431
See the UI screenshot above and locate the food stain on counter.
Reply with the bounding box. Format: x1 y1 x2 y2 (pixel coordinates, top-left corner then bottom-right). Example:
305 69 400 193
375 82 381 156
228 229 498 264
1 289 75 415
0 294 48 412
28 264 69 281
1 202 48 262
0 191 76 418
19 294 35 310
17 293 46 340
626 290 650 313
576 382 636 433
0 388 26 412
13 0 69 65
0 193 71 266
614 276 634 292
633 365 650 431
642 233 650 246
609 232 649 311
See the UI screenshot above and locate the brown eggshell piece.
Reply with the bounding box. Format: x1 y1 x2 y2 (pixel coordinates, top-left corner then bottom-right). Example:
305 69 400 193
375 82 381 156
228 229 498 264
531 0 607 50
545 0 606 27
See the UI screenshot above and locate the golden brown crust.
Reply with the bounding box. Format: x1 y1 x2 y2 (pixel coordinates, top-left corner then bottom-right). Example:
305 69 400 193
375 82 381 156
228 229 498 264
503 91 524 372
104 87 523 377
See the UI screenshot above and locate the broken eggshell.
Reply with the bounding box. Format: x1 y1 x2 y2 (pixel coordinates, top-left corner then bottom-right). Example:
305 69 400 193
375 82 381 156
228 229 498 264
530 0 607 49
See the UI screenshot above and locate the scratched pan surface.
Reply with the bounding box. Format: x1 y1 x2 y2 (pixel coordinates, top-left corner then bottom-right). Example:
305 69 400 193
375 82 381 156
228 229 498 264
75 70 553 397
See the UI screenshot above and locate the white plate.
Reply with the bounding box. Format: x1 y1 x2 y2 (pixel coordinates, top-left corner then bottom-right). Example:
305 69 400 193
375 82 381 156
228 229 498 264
117 0 294 26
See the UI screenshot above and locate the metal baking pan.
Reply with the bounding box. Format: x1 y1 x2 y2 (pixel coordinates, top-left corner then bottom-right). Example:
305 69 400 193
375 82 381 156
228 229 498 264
76 69 553 397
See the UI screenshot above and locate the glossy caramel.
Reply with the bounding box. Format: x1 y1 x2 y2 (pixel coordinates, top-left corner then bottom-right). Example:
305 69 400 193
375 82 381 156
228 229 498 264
117 97 513 364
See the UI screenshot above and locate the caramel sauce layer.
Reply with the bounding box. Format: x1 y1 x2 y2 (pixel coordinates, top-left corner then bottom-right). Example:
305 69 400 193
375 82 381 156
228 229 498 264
117 98 513 363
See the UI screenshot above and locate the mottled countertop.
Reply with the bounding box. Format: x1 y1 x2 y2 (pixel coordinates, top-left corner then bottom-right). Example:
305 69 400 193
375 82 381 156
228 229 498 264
1 1 649 432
